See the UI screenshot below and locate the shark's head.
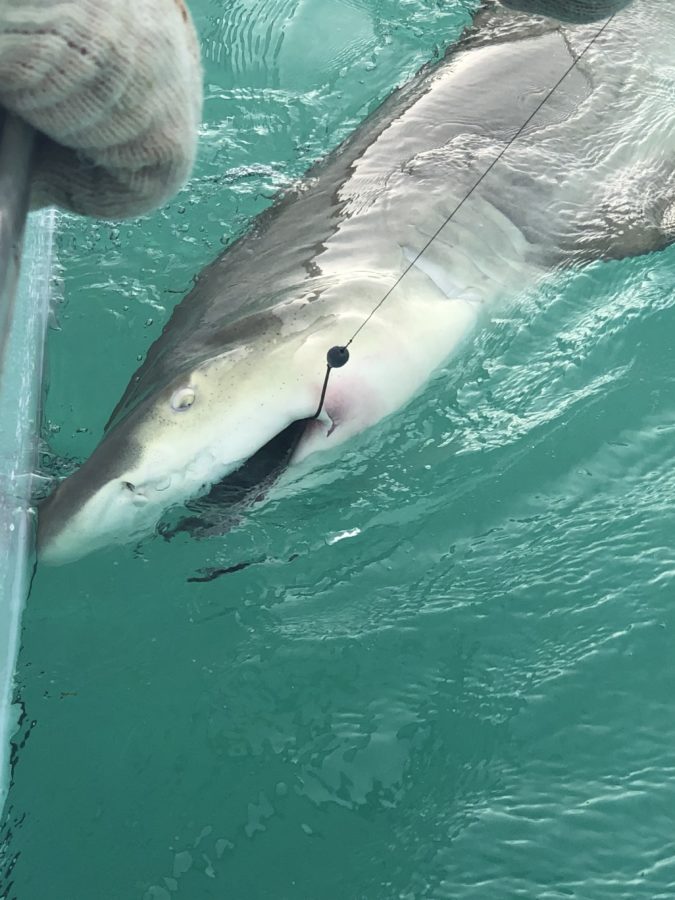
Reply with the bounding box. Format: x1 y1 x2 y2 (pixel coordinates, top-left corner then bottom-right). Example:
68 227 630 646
37 309 361 565
38 266 469 565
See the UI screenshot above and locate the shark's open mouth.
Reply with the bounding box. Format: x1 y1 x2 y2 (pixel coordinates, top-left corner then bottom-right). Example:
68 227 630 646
158 417 314 540
206 417 313 506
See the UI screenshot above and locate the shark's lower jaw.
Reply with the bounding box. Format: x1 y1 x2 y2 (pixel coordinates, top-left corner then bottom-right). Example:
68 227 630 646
39 417 318 564
157 417 316 541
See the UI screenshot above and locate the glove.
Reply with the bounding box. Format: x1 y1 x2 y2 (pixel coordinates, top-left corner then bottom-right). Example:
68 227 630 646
0 0 203 219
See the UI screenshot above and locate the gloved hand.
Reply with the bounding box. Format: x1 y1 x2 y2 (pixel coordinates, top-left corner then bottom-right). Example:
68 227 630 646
0 0 203 219
499 0 632 23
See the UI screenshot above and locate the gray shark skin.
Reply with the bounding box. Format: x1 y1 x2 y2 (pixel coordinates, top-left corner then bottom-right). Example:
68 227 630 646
500 0 632 22
38 0 675 563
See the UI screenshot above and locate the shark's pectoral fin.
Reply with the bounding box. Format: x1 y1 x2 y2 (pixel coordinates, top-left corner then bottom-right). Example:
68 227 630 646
659 198 675 243
586 212 675 263
572 222 670 265
564 172 675 264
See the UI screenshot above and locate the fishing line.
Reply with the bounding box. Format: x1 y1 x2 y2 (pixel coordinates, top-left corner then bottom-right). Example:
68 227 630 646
313 13 615 419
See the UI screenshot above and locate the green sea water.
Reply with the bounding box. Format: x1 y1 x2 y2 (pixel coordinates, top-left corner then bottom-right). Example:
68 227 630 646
3 1 675 897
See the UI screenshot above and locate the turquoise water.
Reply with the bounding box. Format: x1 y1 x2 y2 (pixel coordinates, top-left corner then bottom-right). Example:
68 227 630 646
3 1 675 897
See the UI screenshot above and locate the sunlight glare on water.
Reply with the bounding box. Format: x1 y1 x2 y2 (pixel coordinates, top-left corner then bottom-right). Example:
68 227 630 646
2 1 675 898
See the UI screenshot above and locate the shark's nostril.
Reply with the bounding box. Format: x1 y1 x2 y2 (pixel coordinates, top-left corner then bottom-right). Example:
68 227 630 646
122 481 136 492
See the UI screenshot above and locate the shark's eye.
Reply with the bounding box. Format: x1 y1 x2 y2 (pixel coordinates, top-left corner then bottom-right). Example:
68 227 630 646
170 387 195 411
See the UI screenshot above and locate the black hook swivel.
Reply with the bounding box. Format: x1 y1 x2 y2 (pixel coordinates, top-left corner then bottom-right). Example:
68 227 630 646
326 345 350 369
313 345 350 419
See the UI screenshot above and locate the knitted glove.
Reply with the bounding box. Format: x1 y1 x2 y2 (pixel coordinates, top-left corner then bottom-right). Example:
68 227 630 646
0 0 202 219
499 0 632 22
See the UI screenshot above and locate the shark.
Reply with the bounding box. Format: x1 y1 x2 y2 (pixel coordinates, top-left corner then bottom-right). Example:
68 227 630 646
38 0 675 563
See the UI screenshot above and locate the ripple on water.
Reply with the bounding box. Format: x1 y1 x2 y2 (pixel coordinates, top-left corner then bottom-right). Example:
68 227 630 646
6 2 675 899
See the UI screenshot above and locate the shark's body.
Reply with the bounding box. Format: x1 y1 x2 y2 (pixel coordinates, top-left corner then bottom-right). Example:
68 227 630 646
39 0 675 563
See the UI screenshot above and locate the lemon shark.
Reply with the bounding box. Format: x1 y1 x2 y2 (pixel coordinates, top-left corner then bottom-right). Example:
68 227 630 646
38 0 675 563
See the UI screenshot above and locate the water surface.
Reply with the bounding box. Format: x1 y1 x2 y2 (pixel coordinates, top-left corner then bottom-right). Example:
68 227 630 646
2 1 675 898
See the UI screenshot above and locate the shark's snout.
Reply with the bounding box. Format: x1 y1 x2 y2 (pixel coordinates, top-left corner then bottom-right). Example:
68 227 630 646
38 472 182 564
37 426 146 564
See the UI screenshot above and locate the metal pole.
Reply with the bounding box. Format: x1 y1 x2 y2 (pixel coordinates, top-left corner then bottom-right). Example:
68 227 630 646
0 111 34 372
0 109 36 817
